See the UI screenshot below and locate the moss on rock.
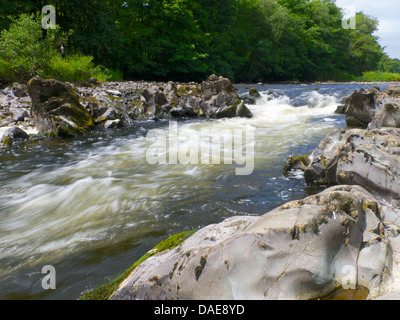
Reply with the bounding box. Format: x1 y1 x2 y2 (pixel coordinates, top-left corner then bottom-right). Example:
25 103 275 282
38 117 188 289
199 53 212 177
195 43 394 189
283 154 311 173
80 230 197 300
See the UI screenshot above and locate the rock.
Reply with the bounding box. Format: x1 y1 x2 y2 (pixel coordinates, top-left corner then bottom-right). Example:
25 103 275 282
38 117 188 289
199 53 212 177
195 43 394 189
201 74 237 106
344 89 376 128
96 108 119 122
370 103 400 129
304 128 400 198
104 119 122 129
105 89 122 97
386 84 400 98
344 86 400 129
335 105 347 115
140 87 169 116
82 96 107 119
111 185 392 300
249 87 261 98
201 74 252 119
236 102 253 118
240 94 257 105
283 154 311 173
215 104 237 118
28 77 95 138
11 108 29 122
1 127 30 146
170 107 187 118
10 83 29 98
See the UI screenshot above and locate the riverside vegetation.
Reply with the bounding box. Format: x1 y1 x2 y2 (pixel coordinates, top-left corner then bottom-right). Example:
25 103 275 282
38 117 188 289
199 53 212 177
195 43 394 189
1 0 400 85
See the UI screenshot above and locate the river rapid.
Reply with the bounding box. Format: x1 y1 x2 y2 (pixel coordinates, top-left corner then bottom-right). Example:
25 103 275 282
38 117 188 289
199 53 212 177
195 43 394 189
0 83 388 299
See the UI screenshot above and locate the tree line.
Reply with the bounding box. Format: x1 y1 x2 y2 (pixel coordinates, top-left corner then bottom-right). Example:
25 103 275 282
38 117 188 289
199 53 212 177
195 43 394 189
1 0 399 83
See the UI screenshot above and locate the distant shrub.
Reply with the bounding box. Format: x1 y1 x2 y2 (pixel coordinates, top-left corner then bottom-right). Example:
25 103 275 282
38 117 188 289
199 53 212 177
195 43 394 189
357 71 400 82
93 68 123 82
42 55 97 82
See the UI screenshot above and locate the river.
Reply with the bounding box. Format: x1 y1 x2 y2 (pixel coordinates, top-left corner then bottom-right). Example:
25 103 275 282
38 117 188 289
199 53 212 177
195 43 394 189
0 83 388 299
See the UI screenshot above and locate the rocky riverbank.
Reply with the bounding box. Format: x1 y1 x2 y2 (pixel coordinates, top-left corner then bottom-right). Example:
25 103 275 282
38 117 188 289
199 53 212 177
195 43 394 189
0 74 253 144
99 83 400 301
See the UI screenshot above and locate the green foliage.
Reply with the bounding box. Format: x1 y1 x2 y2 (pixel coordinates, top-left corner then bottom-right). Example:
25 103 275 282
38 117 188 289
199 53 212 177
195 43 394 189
0 13 119 83
357 71 400 82
0 13 57 81
0 0 394 83
93 68 124 82
42 55 96 82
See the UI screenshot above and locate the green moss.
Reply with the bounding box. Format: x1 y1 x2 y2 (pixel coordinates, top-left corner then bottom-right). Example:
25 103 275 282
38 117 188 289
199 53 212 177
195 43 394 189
283 154 311 173
105 95 122 101
80 229 197 300
1 136 12 147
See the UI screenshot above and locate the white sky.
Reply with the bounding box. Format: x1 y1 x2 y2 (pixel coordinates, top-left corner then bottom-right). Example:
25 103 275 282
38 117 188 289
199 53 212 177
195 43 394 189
335 0 400 59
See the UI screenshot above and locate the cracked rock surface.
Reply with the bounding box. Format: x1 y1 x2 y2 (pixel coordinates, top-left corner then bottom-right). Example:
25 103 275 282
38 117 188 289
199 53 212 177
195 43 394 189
304 128 400 199
111 185 397 300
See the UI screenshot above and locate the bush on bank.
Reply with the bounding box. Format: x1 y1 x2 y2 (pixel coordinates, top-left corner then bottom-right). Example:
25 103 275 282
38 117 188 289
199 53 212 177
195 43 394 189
0 14 121 84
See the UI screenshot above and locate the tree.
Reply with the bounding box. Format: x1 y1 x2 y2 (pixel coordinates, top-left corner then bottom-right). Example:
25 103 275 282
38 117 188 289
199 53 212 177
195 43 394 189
0 13 58 81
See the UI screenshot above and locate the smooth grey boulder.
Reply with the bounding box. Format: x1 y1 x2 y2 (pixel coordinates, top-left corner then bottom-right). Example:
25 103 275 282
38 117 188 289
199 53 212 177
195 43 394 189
304 128 400 199
110 185 392 300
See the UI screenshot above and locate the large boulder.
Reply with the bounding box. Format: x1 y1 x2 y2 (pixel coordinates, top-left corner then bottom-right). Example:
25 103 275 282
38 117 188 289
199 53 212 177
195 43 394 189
304 128 400 199
110 185 393 300
28 77 95 137
344 88 376 128
344 85 400 129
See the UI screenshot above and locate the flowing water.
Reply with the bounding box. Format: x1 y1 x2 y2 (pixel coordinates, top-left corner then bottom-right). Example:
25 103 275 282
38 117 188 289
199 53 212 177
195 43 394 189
0 83 388 300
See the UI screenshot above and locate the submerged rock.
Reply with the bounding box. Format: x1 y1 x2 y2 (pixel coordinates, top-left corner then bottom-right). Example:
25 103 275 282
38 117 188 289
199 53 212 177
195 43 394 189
28 77 95 138
110 185 394 300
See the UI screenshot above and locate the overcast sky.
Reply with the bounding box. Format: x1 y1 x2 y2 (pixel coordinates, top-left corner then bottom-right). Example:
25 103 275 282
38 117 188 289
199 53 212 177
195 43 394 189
335 0 400 59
